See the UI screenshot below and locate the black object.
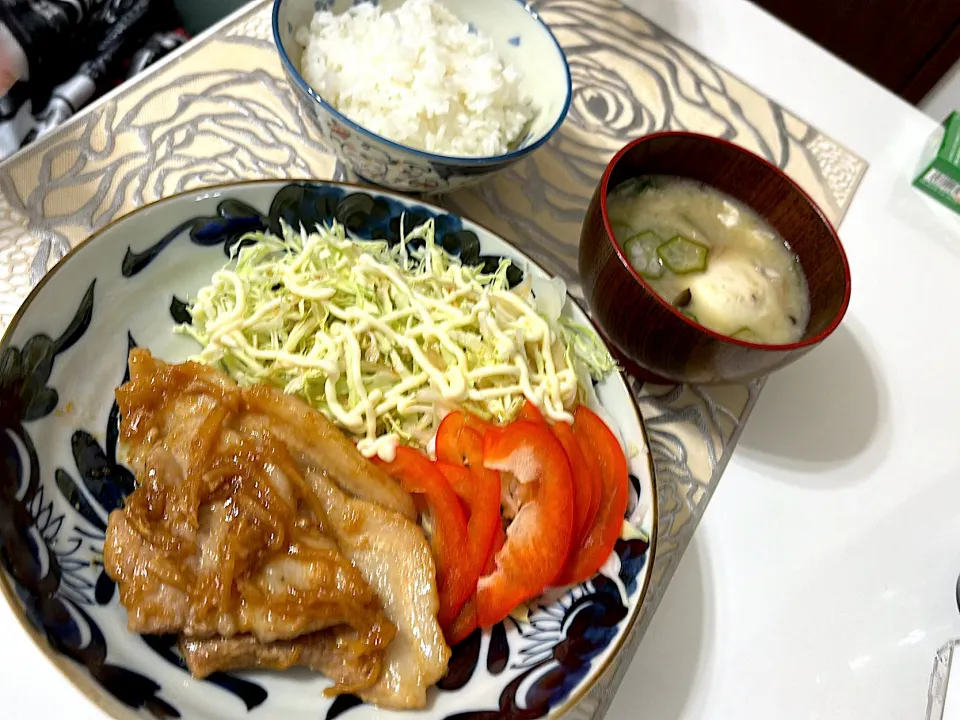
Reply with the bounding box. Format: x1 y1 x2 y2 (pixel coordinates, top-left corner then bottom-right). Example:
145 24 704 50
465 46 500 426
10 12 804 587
0 0 187 159
0 1 114 96
27 1 187 143
127 29 187 79
749 0 960 105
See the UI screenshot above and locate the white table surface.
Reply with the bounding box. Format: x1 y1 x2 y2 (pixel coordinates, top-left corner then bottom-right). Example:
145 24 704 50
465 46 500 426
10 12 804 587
609 1 960 719
3 1 960 719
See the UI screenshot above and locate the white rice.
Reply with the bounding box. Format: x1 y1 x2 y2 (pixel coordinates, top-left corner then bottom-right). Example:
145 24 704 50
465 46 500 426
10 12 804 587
295 0 535 157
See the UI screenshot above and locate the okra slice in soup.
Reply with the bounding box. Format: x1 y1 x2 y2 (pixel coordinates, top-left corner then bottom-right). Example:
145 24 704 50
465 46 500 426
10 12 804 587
657 236 710 274
623 231 664 278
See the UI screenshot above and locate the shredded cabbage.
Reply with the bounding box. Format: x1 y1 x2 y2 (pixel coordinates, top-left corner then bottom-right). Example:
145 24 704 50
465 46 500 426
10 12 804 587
176 218 615 459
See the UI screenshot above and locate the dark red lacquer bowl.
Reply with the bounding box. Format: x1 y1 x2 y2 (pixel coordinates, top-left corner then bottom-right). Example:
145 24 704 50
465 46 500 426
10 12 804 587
579 132 852 385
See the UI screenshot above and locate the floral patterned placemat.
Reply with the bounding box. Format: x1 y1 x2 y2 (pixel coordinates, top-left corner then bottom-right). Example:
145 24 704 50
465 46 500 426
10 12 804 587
0 0 866 717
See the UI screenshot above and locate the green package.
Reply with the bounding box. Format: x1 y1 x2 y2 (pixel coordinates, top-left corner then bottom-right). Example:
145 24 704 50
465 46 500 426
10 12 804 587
914 110 960 214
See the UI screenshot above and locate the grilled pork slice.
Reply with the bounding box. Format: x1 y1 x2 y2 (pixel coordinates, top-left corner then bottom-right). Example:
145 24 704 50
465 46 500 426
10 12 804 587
308 471 451 710
180 625 394 696
238 385 416 520
118 348 415 520
105 502 387 642
104 349 448 707
105 350 393 653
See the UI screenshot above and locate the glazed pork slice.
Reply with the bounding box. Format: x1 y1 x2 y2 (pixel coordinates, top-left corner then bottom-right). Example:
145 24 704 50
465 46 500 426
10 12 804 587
105 501 388 642
103 505 188 633
118 348 415 520
180 625 394 696
105 350 447 707
105 349 396 648
308 471 451 710
238 385 416 519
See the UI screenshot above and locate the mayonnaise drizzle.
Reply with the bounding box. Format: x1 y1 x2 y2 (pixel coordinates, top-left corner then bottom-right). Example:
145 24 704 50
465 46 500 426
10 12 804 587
177 218 614 452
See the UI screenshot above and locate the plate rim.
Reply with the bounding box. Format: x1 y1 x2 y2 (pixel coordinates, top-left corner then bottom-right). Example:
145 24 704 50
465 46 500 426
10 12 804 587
0 177 659 720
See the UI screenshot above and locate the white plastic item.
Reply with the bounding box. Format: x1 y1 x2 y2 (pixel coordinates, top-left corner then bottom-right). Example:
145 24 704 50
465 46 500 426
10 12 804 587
928 640 960 720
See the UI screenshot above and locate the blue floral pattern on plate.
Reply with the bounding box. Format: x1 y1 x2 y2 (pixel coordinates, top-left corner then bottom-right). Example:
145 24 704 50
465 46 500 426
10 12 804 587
0 181 655 719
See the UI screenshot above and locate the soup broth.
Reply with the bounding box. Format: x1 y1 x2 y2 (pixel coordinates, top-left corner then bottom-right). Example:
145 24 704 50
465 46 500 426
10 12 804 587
607 175 811 344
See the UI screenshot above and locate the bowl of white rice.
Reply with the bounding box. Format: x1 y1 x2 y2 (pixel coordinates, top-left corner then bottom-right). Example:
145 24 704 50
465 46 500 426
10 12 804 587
272 0 571 193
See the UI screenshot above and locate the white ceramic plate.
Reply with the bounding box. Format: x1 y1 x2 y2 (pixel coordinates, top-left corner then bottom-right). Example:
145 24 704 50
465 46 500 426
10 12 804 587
0 181 656 720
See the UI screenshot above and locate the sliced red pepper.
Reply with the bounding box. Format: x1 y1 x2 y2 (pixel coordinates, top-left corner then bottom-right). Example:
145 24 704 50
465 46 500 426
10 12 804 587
436 412 501 492
374 447 471 625
485 521 505 575
552 420 597 553
573 427 603 543
446 597 478 646
434 412 507 635
477 422 574 628
435 462 500 627
447 521 504 645
516 399 546 424
555 406 629 587
512 402 600 556
437 410 493 450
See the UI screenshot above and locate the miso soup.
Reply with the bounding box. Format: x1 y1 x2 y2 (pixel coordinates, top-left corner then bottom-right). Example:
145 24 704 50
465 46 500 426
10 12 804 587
607 175 810 344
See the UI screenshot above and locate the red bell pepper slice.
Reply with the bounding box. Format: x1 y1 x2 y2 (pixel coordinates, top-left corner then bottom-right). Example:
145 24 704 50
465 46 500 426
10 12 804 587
516 399 546 424
437 410 493 449
436 412 502 492
477 422 574 628
447 521 504 645
485 522 505 574
573 426 603 543
555 406 629 587
374 447 471 625
446 597 478 646
511 401 599 555
435 461 500 626
552 420 598 552
434 411 507 636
